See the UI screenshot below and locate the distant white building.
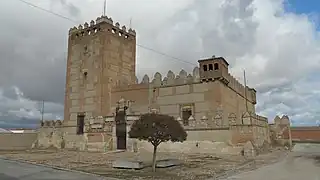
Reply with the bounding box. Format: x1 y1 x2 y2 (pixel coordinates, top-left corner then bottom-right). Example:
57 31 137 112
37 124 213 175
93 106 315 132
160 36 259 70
0 128 11 133
9 129 35 133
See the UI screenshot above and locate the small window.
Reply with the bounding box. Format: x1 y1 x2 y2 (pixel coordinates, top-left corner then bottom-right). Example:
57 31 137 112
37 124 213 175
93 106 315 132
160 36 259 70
214 63 219 70
203 65 208 71
83 72 88 79
181 105 193 126
76 114 85 135
208 64 213 71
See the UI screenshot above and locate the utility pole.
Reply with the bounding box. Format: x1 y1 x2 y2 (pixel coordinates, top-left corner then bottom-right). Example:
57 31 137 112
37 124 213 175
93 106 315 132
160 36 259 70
38 100 45 121
103 0 107 16
129 18 132 29
41 100 44 121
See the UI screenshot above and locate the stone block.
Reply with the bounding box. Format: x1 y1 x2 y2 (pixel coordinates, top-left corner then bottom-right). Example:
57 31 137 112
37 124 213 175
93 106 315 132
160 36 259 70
157 93 204 105
159 87 174 96
71 100 79 106
156 159 181 168
193 83 209 93
159 105 179 114
84 90 96 98
83 104 95 112
69 106 80 113
85 97 94 104
69 93 80 100
175 85 190 94
86 84 94 90
112 160 145 169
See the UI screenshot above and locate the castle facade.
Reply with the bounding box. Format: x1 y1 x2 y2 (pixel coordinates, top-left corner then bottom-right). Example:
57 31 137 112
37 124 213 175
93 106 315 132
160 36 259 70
36 16 290 153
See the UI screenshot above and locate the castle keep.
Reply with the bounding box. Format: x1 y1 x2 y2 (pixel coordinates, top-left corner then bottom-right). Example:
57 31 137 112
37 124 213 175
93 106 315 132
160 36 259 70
36 15 291 153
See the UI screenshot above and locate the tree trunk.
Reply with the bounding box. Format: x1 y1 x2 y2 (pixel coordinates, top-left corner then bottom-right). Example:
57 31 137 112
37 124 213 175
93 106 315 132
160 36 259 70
152 145 158 172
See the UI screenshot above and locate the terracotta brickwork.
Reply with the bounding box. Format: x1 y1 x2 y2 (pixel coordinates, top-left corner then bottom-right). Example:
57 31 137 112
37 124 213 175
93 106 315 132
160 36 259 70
291 127 320 142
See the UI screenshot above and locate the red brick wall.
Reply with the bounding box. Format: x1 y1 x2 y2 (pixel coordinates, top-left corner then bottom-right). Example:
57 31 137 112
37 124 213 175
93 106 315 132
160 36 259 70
291 127 320 141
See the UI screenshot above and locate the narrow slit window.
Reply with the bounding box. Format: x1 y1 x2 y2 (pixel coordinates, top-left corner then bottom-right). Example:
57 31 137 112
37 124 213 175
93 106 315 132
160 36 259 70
76 114 85 135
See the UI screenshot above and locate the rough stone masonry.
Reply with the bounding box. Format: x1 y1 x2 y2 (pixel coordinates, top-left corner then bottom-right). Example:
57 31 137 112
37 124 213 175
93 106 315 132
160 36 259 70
35 15 291 154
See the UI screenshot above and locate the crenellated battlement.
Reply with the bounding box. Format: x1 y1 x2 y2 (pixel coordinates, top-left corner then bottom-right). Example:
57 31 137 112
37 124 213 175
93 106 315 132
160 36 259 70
68 15 136 39
226 73 256 104
40 120 63 128
112 65 256 104
112 67 201 90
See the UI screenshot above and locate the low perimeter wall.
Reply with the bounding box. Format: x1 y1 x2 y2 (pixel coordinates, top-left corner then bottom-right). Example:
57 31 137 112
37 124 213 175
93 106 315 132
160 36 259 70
136 129 242 154
0 133 37 150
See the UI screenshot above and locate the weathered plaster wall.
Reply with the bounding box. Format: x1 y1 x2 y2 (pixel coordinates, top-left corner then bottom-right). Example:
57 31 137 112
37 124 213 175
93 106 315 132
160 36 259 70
0 133 37 150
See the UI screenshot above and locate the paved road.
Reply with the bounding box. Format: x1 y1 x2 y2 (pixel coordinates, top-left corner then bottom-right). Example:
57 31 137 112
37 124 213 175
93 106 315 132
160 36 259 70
0 158 119 180
226 143 320 180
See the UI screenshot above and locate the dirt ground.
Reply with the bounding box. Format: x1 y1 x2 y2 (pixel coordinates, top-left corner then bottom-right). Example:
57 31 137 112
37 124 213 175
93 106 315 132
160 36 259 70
0 149 287 180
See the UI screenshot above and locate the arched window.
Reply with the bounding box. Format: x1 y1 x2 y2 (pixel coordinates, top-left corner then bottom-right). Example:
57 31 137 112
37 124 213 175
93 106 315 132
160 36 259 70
203 65 208 71
214 63 219 70
208 64 213 71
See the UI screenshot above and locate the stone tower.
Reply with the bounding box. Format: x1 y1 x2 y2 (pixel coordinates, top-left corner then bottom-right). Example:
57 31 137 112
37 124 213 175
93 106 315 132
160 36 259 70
63 16 136 126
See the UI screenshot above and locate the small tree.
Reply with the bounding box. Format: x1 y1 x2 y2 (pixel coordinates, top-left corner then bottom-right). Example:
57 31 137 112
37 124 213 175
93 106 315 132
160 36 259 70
129 113 187 172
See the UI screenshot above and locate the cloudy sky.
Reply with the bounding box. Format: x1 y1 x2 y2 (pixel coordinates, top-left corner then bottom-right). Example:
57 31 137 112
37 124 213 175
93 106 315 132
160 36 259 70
0 0 320 128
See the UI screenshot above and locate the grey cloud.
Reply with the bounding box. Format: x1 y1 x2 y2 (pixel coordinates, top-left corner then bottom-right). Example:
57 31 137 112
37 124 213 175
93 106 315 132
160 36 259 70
0 0 319 127
1 87 18 100
0 116 40 129
50 0 81 18
0 1 71 104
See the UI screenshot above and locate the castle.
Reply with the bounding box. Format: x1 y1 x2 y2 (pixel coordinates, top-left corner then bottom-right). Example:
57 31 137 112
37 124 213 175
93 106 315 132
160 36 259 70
36 15 291 154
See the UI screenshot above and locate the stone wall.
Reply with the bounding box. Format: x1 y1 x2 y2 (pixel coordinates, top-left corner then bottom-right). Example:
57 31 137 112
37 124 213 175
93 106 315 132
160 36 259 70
291 127 320 142
0 133 37 150
104 111 270 154
36 120 86 150
111 67 257 128
36 118 115 152
269 115 291 146
135 129 242 154
230 112 270 148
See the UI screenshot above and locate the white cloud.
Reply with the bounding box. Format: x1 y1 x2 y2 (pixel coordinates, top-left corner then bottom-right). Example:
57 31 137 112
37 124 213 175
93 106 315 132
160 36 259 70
0 87 63 122
0 0 320 126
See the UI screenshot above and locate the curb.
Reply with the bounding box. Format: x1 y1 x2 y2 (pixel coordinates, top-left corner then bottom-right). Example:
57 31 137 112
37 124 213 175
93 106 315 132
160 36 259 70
0 156 121 180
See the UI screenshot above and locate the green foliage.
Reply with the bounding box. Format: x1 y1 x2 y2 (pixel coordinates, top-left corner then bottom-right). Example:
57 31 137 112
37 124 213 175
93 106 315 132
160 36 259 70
129 113 187 147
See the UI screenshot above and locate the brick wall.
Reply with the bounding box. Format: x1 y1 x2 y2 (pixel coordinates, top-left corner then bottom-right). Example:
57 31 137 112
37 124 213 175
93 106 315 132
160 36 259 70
0 133 37 150
291 127 320 141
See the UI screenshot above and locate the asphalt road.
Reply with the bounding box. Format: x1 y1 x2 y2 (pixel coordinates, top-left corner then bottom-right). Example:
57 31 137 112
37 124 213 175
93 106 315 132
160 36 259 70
226 143 320 180
0 158 119 180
